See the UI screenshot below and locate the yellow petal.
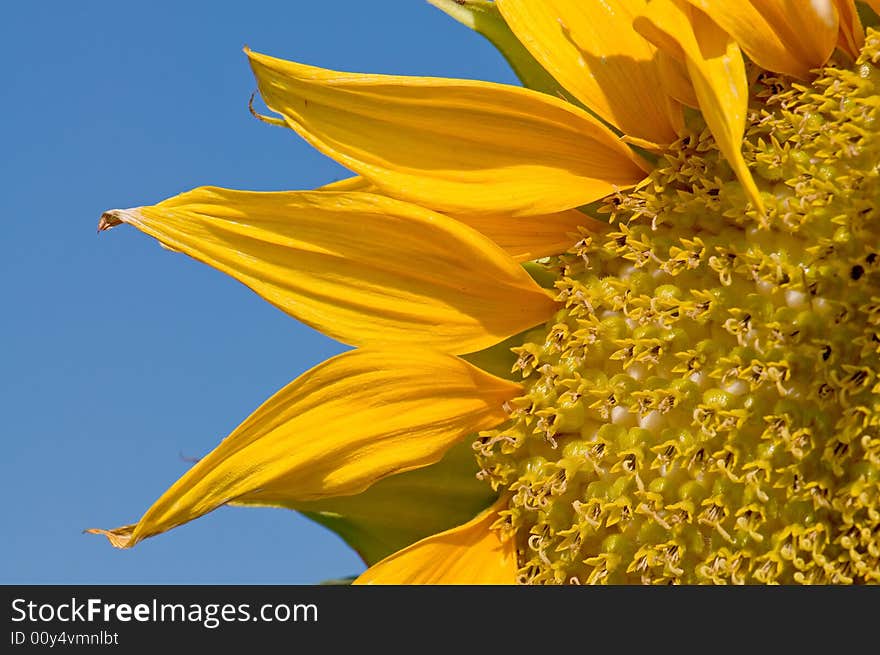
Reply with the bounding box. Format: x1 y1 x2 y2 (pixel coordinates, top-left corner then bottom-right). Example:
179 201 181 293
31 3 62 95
836 0 865 58
684 0 839 78
281 440 496 566
657 50 700 108
320 176 590 263
99 188 557 355
353 502 517 584
87 348 520 549
496 0 682 146
317 175 371 192
246 48 647 218
635 1 764 214
427 0 575 103
462 210 589 262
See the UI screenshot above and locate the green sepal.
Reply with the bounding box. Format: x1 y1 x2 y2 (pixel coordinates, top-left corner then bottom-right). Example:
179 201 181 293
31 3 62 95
521 261 558 290
463 330 527 379
859 3 880 29
295 440 496 566
428 0 576 103
318 575 357 585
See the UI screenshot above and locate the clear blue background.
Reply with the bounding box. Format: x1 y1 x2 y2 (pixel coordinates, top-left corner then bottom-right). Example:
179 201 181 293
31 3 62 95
1 0 516 584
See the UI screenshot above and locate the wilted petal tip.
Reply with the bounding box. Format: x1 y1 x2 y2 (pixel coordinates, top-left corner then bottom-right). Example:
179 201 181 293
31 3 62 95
98 208 141 233
98 210 122 233
85 526 136 549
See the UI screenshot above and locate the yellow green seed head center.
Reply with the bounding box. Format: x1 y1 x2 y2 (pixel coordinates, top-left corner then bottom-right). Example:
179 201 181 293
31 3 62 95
480 35 880 584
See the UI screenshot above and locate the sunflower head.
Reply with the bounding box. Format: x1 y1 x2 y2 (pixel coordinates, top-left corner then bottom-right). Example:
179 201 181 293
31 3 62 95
93 1 880 584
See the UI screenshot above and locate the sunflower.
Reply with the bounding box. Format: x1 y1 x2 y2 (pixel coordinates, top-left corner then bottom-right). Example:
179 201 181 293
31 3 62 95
91 0 880 584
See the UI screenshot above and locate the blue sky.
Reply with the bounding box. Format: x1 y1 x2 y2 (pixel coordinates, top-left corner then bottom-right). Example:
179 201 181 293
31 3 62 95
1 0 517 584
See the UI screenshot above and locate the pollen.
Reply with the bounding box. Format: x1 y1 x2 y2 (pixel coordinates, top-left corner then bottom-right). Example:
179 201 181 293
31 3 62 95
478 31 880 584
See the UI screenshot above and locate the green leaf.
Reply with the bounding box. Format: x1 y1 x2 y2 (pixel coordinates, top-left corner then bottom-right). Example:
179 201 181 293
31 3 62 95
296 440 496 566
